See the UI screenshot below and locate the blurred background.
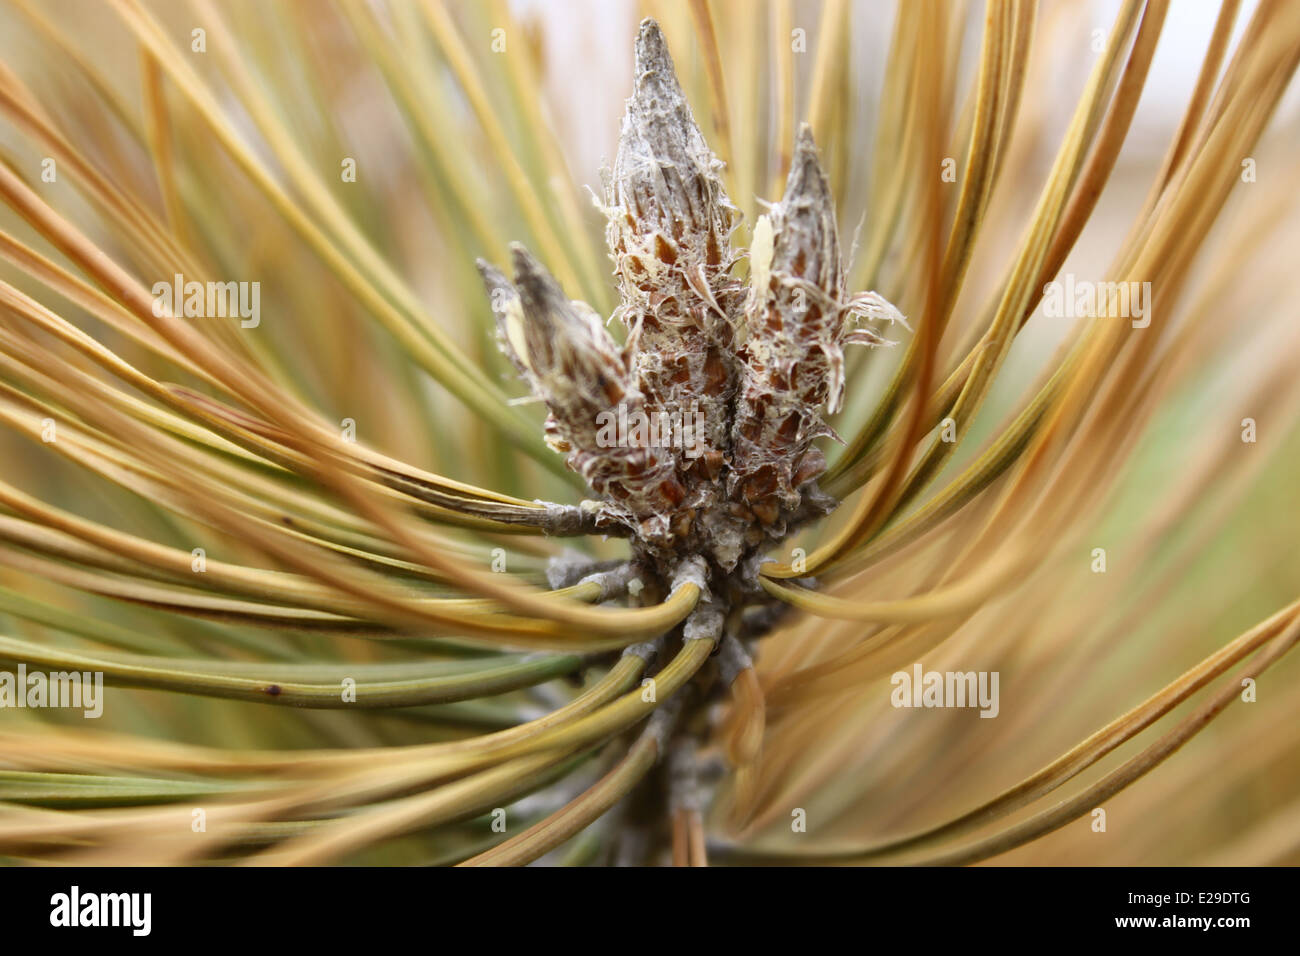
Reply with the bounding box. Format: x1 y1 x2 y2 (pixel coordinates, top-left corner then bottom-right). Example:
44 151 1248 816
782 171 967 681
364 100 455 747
0 0 1296 864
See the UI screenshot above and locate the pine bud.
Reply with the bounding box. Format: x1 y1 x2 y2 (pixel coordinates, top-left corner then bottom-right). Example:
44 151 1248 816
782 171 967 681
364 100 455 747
605 19 744 491
730 126 903 524
488 32 902 559
481 245 686 541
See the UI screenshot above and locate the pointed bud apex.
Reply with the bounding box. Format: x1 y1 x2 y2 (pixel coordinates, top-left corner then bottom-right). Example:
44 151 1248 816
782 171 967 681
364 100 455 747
772 126 842 298
728 128 852 516
482 245 686 534
609 18 737 294
510 243 625 395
